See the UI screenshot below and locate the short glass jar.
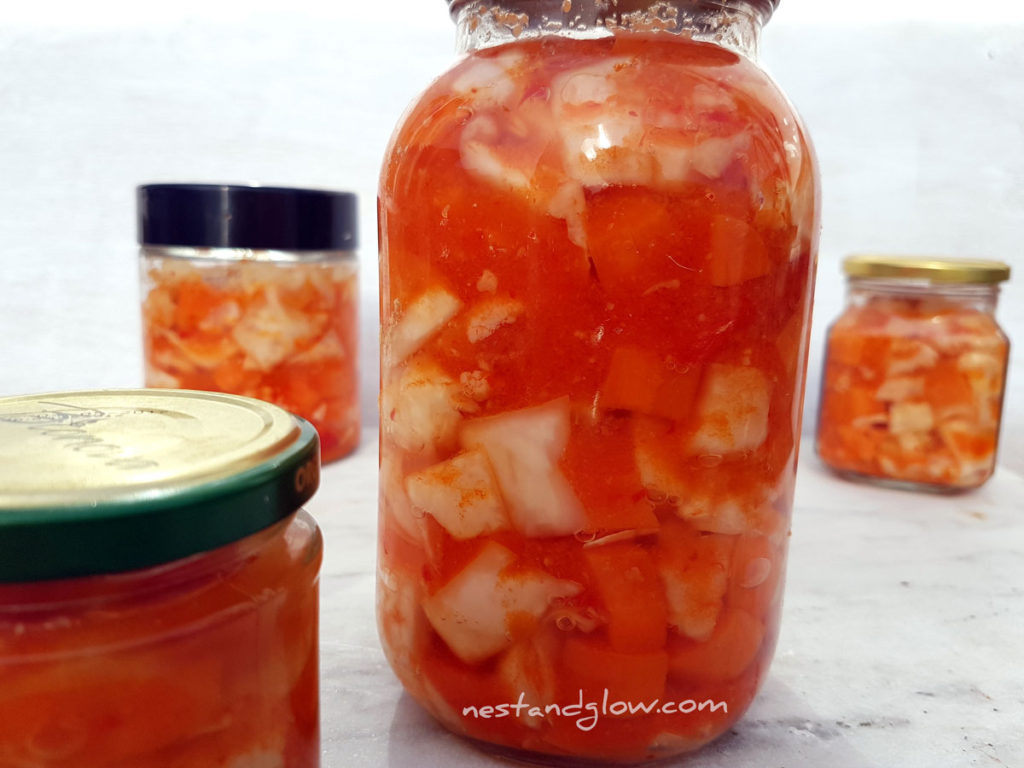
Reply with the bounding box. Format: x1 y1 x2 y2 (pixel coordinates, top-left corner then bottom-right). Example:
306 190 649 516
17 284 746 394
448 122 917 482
816 255 1011 491
0 389 323 767
138 183 361 462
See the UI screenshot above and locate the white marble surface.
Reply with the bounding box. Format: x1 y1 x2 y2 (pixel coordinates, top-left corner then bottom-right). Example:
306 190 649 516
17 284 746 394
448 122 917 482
311 430 1024 768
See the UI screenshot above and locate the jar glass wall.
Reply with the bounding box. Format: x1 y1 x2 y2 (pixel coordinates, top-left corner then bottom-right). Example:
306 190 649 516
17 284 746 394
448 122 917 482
0 389 324 768
0 510 322 767
377 0 819 762
137 184 361 463
816 257 1011 492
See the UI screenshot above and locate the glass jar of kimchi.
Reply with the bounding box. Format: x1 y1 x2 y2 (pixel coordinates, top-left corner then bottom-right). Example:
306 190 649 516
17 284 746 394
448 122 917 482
0 389 323 768
817 255 1011 492
138 183 360 463
377 0 818 762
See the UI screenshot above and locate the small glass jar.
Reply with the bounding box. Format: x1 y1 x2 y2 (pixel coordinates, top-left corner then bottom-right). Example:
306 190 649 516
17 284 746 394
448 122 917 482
377 0 819 763
0 389 323 767
138 183 361 463
817 255 1011 491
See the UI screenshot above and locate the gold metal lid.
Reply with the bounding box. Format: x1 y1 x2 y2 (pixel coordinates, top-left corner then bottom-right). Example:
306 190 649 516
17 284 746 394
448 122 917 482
843 255 1011 284
0 389 320 582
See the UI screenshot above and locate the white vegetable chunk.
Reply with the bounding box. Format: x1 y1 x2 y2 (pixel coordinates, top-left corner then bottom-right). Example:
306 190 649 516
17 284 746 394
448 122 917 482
875 376 924 402
405 450 511 539
497 633 560 728
888 401 935 435
460 397 587 537
381 359 463 455
386 288 462 366
687 364 771 456
423 542 581 664
467 296 525 343
232 286 322 371
885 339 939 376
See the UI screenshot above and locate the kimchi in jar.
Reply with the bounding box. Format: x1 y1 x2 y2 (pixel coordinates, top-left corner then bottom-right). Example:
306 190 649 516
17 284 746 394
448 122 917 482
377 0 819 762
0 390 323 768
817 255 1011 492
138 184 361 463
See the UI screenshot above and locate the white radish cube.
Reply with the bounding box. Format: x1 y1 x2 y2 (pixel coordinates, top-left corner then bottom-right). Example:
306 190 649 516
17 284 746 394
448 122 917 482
405 450 510 540
381 359 463 455
888 401 935 435
380 453 427 547
378 566 427 676
687 364 771 456
688 132 749 179
875 376 925 402
232 286 321 371
885 339 939 376
497 634 559 728
386 288 462 366
423 542 581 664
466 297 525 344
460 398 587 537
657 533 732 642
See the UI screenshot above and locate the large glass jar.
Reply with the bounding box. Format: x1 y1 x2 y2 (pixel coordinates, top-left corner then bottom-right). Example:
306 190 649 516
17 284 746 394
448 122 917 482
138 184 361 463
377 0 819 762
816 255 1011 491
0 390 323 767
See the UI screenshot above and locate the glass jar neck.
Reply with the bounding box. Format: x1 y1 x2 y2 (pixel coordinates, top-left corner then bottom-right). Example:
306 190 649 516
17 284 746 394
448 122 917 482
847 277 1001 314
451 0 771 59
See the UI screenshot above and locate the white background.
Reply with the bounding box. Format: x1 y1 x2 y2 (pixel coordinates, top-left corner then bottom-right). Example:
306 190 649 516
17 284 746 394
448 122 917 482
2 0 1022 472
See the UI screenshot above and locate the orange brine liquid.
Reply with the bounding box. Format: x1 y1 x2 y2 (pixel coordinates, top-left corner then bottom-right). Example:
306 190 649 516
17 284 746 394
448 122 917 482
378 34 818 762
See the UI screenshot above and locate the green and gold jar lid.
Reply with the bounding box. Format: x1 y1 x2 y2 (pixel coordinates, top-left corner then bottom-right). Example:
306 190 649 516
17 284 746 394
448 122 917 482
0 389 320 582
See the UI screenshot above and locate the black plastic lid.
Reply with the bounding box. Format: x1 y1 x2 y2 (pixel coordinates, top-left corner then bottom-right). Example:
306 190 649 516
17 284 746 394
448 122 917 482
138 183 358 251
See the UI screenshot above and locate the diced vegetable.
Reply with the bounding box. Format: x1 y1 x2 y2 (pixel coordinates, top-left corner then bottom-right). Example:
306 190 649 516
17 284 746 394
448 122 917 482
142 258 359 462
667 609 765 683
423 542 582 664
687 364 771 456
885 338 939 376
562 636 668 703
386 287 463 366
584 544 667 652
405 449 510 539
497 632 560 727
382 359 465 455
460 398 587 537
467 296 525 344
600 346 702 423
654 519 734 641
635 417 777 535
818 296 1007 488
231 285 325 371
706 215 772 287
378 566 428 684
876 376 924 402
888 401 934 435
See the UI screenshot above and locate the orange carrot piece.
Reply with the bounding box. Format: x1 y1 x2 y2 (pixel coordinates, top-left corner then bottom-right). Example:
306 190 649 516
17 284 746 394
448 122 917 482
584 544 668 653
668 609 765 683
